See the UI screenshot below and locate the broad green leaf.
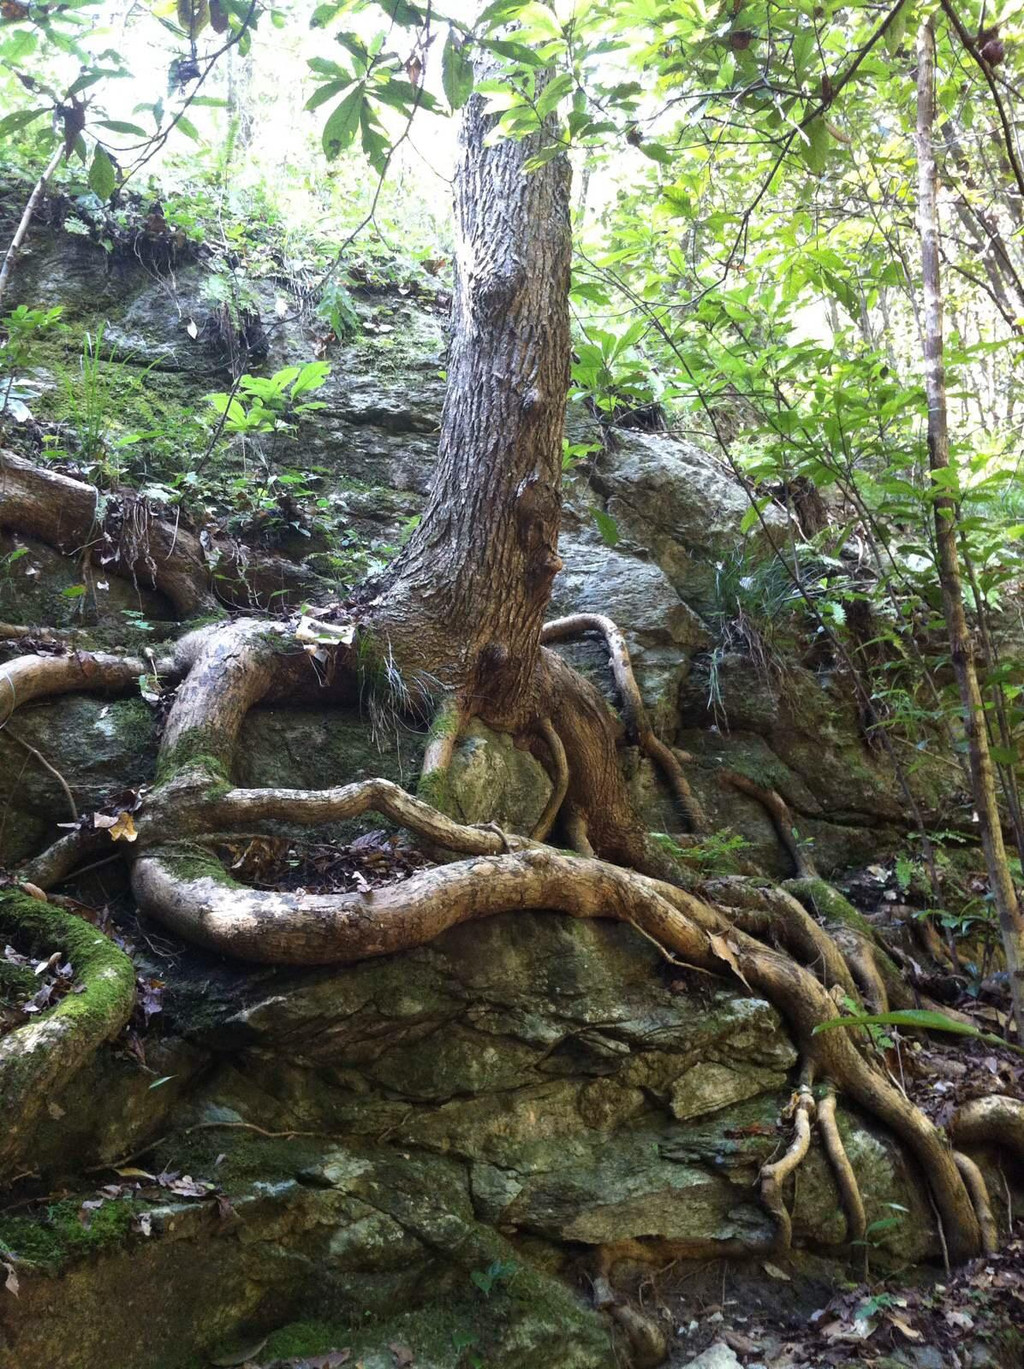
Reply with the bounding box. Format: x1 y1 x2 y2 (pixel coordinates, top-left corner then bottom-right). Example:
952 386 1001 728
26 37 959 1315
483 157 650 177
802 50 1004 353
88 145 116 201
739 496 771 535
0 108 49 138
442 27 474 110
800 116 828 175
591 507 619 547
96 119 148 136
322 84 364 159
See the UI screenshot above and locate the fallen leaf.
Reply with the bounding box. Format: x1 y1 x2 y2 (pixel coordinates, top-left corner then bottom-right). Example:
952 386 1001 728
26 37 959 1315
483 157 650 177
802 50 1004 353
116 1167 156 1179
208 1335 268 1367
18 882 47 902
708 932 753 991
886 1312 922 1341
762 1260 791 1281
388 1345 414 1368
945 1309 975 1329
108 811 138 842
3 1261 18 1298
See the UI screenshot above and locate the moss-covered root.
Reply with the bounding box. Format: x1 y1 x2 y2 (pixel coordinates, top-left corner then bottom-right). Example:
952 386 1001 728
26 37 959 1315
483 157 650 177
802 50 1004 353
782 876 914 1010
0 890 135 1183
415 696 463 819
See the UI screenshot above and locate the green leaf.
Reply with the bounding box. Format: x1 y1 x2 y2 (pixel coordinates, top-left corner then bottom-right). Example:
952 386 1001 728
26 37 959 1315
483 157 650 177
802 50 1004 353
96 119 148 137
800 116 828 175
0 108 49 138
148 1075 177 1090
306 78 352 112
739 496 770 535
322 84 364 159
591 507 619 547
813 1009 1024 1057
88 146 116 201
442 27 474 110
535 71 573 121
176 115 200 141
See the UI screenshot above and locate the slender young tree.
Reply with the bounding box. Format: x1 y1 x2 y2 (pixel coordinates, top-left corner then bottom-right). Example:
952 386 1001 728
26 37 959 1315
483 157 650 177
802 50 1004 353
916 16 1024 1033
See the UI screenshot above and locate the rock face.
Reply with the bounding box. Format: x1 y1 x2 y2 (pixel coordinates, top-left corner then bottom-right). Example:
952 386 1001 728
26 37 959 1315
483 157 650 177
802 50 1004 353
0 221 946 877
0 912 939 1369
0 222 971 1369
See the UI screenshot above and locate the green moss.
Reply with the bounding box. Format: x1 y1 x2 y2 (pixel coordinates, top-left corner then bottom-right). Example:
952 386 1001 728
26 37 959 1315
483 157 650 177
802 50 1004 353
158 843 237 887
417 765 454 815
0 1195 138 1272
154 728 232 786
0 891 135 1032
425 699 460 743
110 695 157 754
0 958 36 1006
783 877 875 937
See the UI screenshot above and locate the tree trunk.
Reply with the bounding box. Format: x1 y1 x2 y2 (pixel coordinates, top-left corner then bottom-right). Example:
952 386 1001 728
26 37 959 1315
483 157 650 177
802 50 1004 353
371 79 571 731
916 17 1024 1033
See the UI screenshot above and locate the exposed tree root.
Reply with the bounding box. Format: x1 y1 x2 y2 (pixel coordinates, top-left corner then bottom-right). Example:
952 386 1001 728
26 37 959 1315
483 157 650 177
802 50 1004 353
952 1094 1024 1157
0 451 318 617
0 613 993 1262
818 1086 867 1246
532 717 569 841
18 824 113 891
721 771 817 877
953 1150 999 1255
0 648 160 727
541 614 708 833
701 877 857 1000
759 1082 816 1253
591 1251 669 1368
0 888 135 1181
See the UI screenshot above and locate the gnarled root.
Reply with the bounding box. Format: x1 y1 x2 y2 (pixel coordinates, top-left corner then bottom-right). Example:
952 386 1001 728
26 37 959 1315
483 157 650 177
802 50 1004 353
128 831 982 1259
759 1082 815 1253
0 888 135 1182
818 1086 867 1247
542 614 708 833
702 877 857 999
721 771 817 877
953 1151 999 1255
591 1251 668 1369
0 451 319 617
952 1094 1024 1158
0 648 160 727
0 611 991 1263
532 718 569 841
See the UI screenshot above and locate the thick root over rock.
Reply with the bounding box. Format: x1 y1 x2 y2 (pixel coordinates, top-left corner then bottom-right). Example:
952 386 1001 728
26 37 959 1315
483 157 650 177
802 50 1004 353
0 890 135 1181
0 612 993 1263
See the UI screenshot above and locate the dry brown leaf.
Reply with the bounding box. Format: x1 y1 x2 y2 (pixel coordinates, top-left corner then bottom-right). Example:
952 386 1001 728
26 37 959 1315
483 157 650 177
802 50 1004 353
108 811 138 842
3 1261 18 1298
388 1345 414 1368
761 1260 791 1281
708 932 753 991
886 1312 922 1342
18 882 47 902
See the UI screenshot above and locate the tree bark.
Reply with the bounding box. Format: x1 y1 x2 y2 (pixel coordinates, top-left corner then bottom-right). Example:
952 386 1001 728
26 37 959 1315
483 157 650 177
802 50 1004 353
371 77 571 731
916 17 1024 1032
